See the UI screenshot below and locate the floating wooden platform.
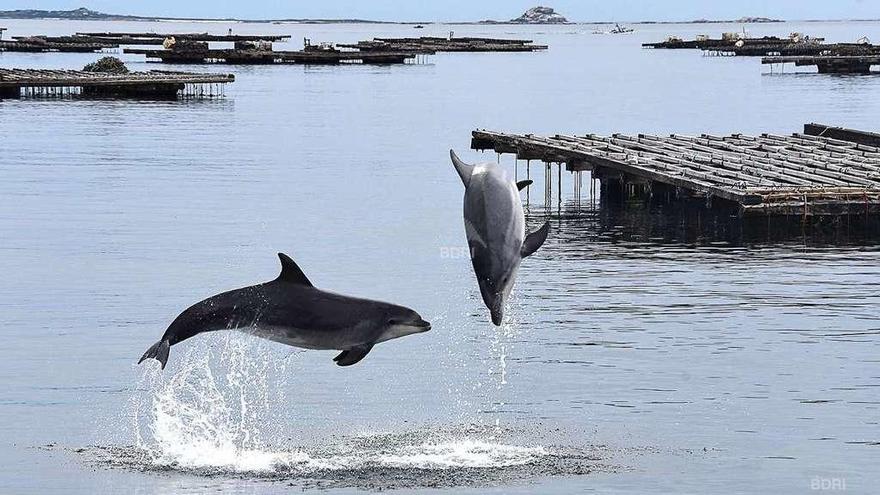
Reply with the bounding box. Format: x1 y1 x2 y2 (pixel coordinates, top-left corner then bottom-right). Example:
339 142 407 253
76 32 291 42
0 39 115 53
470 123 880 217
0 69 234 99
124 47 417 65
338 36 547 53
643 33 880 58
708 42 879 58
19 35 165 45
0 32 290 53
643 35 800 50
763 55 880 74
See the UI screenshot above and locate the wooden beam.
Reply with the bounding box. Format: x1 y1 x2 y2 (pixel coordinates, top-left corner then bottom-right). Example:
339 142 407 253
804 123 880 148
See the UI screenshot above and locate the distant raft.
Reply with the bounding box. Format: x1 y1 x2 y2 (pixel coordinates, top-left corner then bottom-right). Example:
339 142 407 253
0 68 234 99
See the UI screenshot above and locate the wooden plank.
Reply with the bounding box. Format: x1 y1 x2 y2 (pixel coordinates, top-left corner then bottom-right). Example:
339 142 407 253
471 130 760 204
686 134 857 186
622 134 815 187
804 123 880 147
665 134 849 186
721 136 880 185
556 134 777 188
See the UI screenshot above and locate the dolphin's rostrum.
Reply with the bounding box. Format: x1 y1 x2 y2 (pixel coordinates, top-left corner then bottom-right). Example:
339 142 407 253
139 253 431 369
451 150 550 325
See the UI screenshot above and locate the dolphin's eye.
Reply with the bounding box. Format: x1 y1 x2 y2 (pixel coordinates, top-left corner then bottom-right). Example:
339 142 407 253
388 318 397 325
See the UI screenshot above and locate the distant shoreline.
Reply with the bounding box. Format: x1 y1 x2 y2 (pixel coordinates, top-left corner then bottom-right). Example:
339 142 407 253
3 19 880 25
6 18 880 25
1 9 879 25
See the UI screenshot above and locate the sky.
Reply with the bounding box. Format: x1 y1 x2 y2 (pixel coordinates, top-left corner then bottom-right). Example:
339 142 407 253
4 0 880 22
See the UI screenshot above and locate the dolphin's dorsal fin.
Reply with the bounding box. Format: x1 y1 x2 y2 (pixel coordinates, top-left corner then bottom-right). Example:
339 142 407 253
450 150 474 187
277 253 313 286
521 222 550 259
516 180 533 191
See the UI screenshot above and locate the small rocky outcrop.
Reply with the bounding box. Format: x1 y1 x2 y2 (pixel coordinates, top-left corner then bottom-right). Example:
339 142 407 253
83 56 129 74
735 16 783 23
510 6 568 24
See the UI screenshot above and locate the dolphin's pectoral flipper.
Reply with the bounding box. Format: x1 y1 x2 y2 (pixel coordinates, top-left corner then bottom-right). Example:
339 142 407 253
277 253 313 286
516 180 533 191
138 340 171 370
521 222 550 258
450 150 475 187
333 343 375 367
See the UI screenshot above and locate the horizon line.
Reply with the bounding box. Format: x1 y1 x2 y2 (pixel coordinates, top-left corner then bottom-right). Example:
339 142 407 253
3 8 880 25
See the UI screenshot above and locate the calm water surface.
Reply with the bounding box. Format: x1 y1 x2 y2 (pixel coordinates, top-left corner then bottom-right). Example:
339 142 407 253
1 19 879 494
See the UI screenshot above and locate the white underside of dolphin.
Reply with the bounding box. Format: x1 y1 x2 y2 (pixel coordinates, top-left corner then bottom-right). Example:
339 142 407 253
450 150 550 325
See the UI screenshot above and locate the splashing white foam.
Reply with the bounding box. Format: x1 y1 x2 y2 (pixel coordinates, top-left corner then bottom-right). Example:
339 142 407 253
133 335 299 472
131 334 547 475
380 440 545 469
139 439 546 474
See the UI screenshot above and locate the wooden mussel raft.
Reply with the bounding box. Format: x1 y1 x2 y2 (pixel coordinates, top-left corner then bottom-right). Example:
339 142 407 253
35 35 167 45
0 37 117 53
0 31 290 54
471 123 880 217
763 54 880 74
121 33 542 65
125 36 419 65
713 41 879 58
646 31 880 59
75 32 291 43
338 36 547 53
0 68 234 99
124 47 417 65
644 32 825 52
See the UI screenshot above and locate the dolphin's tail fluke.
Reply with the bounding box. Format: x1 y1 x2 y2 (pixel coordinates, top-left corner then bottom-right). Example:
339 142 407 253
138 340 171 370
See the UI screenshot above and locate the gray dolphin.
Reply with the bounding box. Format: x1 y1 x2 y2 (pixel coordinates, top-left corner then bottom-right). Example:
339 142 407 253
138 253 431 369
450 150 550 326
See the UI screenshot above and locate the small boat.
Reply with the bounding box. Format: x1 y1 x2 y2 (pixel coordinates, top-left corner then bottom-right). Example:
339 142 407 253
609 23 634 34
414 25 425 29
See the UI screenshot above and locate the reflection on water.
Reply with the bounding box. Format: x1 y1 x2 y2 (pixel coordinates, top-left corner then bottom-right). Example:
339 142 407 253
527 199 880 249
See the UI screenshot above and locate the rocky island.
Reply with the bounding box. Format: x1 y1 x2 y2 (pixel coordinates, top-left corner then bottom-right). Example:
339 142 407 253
690 16 784 24
0 7 132 20
510 6 569 24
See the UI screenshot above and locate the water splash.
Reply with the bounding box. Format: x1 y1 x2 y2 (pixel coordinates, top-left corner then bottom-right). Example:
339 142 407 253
125 333 560 478
130 334 299 471
81 432 606 490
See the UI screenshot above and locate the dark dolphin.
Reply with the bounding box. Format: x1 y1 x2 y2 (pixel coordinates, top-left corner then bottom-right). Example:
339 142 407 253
139 253 431 369
451 150 550 325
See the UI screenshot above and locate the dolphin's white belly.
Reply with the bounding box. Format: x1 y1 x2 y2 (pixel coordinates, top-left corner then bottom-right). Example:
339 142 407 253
464 167 526 265
242 325 357 351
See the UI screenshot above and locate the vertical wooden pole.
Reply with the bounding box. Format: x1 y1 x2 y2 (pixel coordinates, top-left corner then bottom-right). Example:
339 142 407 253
544 162 550 206
526 160 530 204
557 162 562 209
